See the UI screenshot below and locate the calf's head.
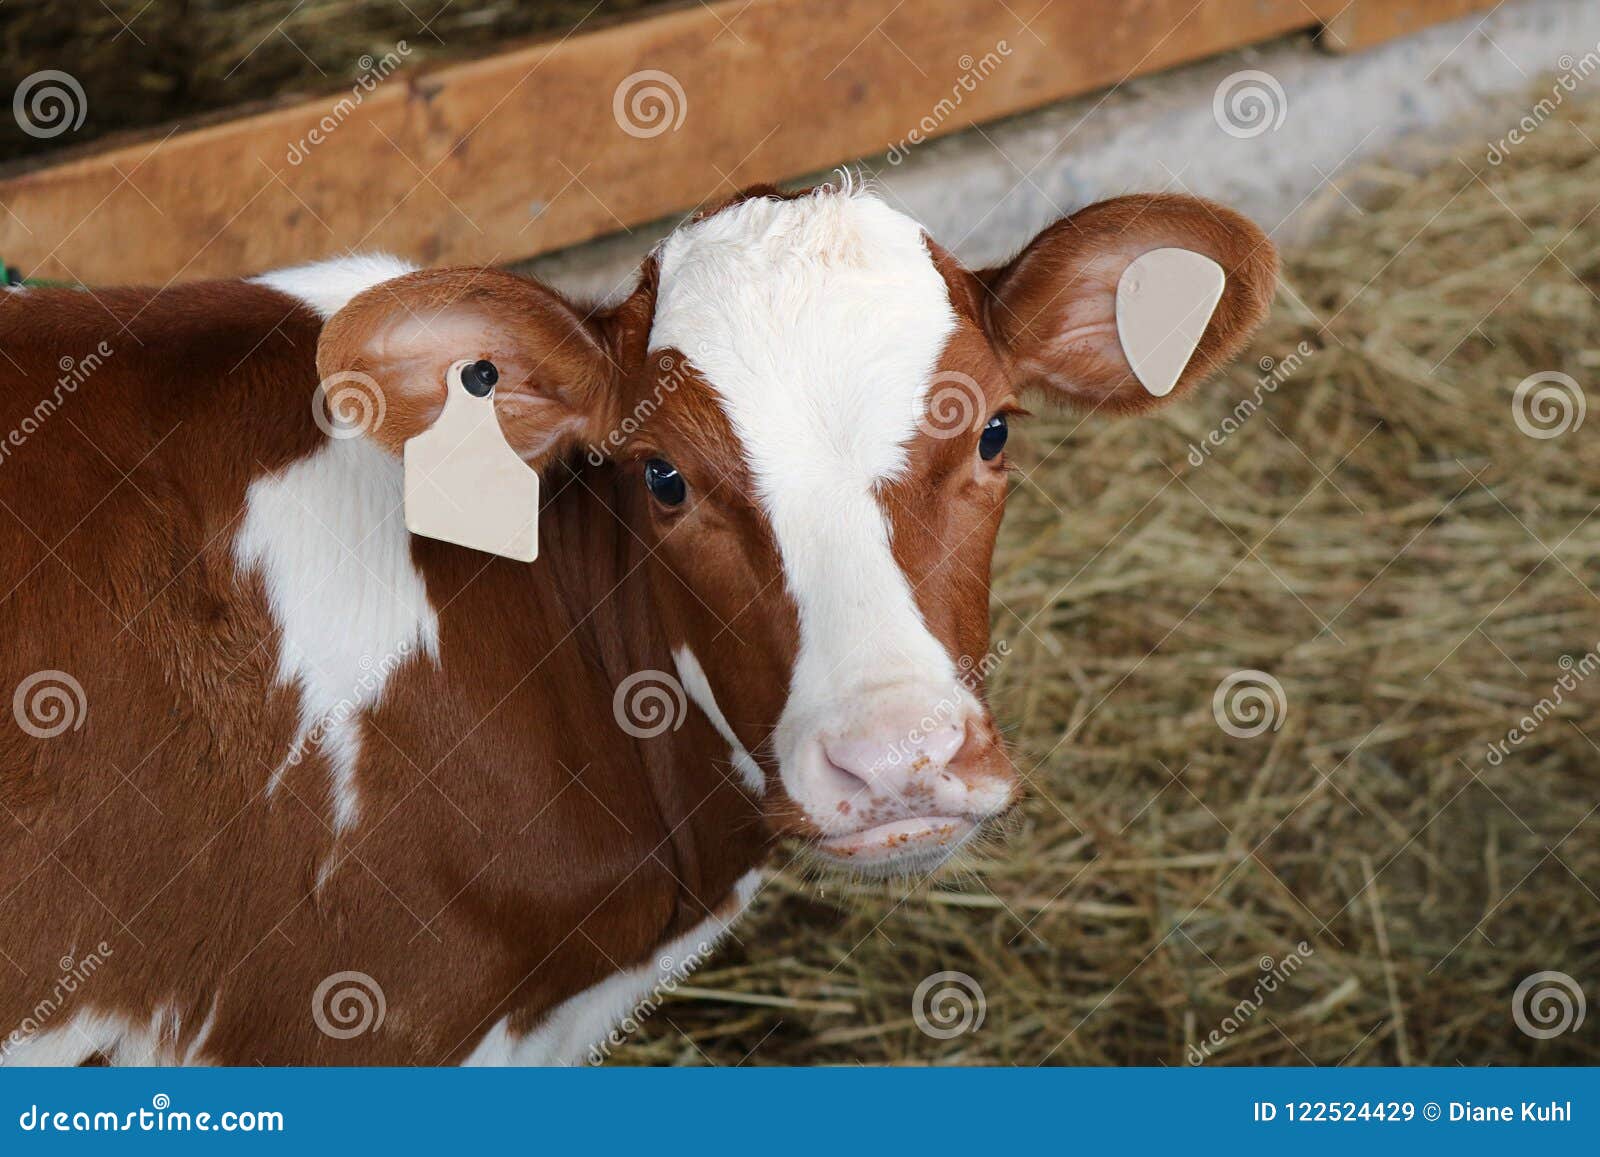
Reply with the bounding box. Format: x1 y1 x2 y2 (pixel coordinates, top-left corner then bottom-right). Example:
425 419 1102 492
318 185 1275 875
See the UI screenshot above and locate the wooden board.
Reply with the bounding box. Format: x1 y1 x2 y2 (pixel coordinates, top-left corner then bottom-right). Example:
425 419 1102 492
1317 0 1508 53
0 0 1498 285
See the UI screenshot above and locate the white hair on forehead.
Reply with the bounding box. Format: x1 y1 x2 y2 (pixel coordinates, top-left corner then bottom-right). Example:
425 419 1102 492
647 183 964 784
648 185 954 477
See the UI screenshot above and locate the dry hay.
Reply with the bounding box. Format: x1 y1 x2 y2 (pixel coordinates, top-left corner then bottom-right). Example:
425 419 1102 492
613 93 1600 1066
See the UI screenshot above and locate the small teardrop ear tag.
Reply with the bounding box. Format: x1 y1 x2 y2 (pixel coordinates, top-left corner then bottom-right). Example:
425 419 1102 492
1115 248 1226 398
403 359 539 562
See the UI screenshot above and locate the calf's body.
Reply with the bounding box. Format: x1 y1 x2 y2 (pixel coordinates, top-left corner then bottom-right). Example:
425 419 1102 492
0 275 764 1064
0 184 1275 1064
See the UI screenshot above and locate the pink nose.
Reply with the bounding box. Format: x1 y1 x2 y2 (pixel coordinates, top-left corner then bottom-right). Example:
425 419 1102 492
816 713 1014 831
804 707 1018 863
823 721 967 788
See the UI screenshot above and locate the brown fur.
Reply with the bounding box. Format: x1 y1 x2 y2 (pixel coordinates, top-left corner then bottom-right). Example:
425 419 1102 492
0 186 1273 1063
0 281 763 1064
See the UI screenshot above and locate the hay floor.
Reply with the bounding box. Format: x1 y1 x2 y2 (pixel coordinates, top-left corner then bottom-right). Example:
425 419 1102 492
615 93 1600 1066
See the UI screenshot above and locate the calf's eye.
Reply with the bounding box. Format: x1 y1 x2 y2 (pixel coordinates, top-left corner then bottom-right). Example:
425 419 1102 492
979 413 1008 461
643 458 687 507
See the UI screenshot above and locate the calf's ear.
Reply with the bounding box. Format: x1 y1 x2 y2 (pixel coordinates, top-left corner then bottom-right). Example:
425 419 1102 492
980 194 1277 414
315 268 628 465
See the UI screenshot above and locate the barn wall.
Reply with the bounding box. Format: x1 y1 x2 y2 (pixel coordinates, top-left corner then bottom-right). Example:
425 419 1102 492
524 0 1600 301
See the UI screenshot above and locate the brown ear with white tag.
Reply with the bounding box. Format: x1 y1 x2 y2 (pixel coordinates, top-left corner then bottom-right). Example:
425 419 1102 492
981 194 1277 413
403 359 540 562
315 267 640 561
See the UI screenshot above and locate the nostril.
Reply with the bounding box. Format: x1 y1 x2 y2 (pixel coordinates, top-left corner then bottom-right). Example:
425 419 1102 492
824 721 969 785
820 736 885 785
917 722 966 768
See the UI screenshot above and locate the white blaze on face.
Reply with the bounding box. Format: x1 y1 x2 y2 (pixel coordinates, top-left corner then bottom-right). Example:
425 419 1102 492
649 189 970 816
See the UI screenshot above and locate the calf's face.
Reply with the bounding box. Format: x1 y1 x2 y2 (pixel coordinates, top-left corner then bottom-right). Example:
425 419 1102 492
318 186 1276 876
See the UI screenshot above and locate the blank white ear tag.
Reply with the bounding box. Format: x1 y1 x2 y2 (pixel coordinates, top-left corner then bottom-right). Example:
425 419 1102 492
1115 248 1226 398
403 359 539 562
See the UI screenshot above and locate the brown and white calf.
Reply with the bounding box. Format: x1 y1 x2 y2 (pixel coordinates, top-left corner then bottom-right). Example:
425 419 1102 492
0 183 1273 1064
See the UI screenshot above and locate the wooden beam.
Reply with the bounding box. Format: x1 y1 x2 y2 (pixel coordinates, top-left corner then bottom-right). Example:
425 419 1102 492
0 0 1329 285
1316 0 1507 53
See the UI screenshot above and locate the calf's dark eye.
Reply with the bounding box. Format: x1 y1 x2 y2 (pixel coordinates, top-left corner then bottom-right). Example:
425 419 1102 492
979 413 1008 461
643 458 687 507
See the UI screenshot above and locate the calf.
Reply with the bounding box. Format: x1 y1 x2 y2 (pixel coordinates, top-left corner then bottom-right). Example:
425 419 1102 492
0 183 1273 1064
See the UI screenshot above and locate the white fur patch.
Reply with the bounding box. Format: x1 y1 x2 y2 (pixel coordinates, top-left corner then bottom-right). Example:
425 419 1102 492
234 438 438 834
673 646 763 795
252 252 417 319
649 190 964 810
0 1006 203 1067
463 869 762 1066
